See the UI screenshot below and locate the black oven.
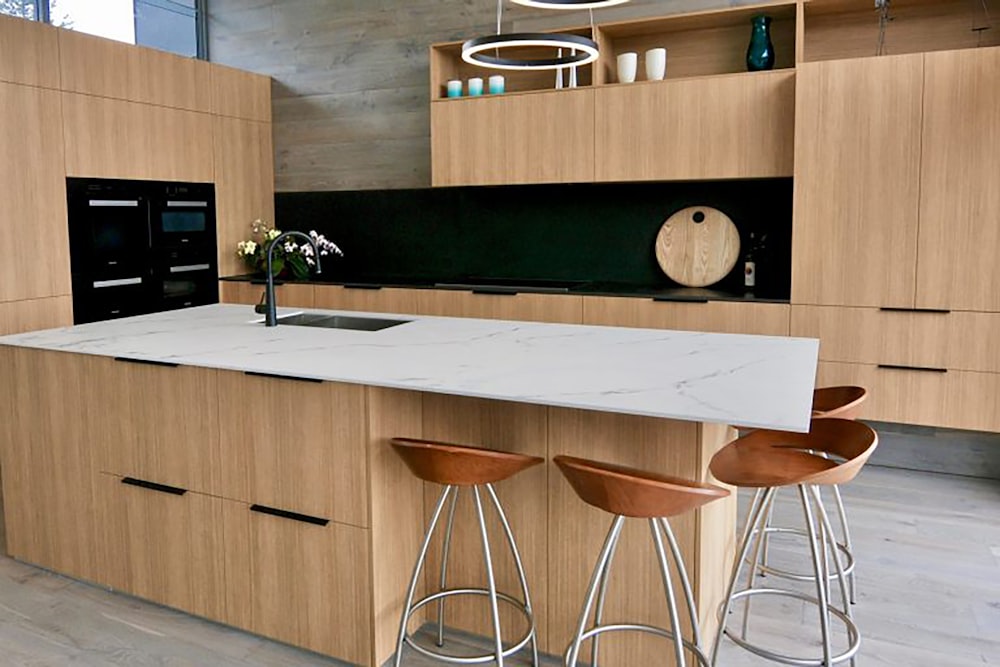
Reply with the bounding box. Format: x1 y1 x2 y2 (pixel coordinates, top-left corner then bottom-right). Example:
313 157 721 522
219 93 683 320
67 178 219 324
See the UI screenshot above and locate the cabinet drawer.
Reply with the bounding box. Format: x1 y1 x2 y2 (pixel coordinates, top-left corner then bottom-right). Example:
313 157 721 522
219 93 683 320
218 371 369 526
416 290 583 324
219 281 315 308
816 362 1000 432
583 296 790 336
792 306 1000 373
312 285 423 315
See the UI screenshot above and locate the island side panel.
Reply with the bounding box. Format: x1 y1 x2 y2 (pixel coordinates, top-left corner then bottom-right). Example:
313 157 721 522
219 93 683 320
547 407 703 666
367 386 425 665
420 394 550 651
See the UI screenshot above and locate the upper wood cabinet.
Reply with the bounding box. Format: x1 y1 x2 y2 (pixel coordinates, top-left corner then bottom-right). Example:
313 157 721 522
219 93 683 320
0 14 59 88
916 47 1000 312
432 89 595 186
791 55 924 308
211 64 272 122
595 71 795 181
0 82 72 302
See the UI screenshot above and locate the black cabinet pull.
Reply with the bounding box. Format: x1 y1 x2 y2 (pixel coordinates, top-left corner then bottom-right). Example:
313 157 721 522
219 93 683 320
250 504 329 527
472 288 518 296
343 283 383 290
652 297 709 304
121 477 187 496
114 357 179 368
244 371 323 384
877 364 948 374
879 307 951 314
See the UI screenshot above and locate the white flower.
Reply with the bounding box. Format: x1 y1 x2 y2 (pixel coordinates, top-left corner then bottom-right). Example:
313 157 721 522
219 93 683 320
238 240 257 255
300 243 314 256
266 228 282 241
305 256 315 266
284 241 296 253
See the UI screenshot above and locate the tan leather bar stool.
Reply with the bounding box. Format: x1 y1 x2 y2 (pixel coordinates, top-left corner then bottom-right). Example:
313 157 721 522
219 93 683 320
754 386 868 604
390 437 544 666
554 455 730 667
709 418 878 667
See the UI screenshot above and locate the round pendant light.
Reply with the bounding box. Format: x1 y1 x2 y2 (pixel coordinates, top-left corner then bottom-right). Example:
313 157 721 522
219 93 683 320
510 0 630 8
462 32 600 71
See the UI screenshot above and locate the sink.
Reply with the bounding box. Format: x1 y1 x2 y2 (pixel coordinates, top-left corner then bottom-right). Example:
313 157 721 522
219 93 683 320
266 313 412 331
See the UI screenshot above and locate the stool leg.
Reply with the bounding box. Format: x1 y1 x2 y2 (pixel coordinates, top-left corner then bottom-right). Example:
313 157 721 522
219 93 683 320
436 487 461 647
394 485 455 667
472 485 504 667
759 488 776 578
811 486 858 667
741 489 777 640
799 484 833 666
710 486 775 666
830 484 857 604
485 483 540 666
566 515 626 667
589 518 623 667
660 517 701 650
650 518 687 667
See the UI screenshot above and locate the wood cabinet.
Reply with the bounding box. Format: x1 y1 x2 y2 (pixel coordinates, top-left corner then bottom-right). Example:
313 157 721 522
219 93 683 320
211 63 272 122
225 504 372 665
62 92 215 182
791 55 924 308
218 371 369 527
916 47 1000 312
416 290 583 324
595 71 795 181
0 14 59 88
0 348 102 581
214 116 276 276
431 89 595 186
219 281 315 309
0 296 72 336
583 296 790 336
312 285 423 314
95 359 221 495
0 83 72 303
97 473 230 622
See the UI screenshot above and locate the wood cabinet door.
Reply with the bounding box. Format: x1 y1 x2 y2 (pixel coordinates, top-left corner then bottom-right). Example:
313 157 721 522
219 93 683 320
219 281 315 308
312 285 424 314
0 14 59 87
0 348 103 581
214 116 275 276
94 358 222 495
218 372 369 527
791 55 924 308
97 473 229 621
582 296 790 336
431 89 594 186
0 83 71 302
595 71 795 181
211 64 272 122
916 47 1000 312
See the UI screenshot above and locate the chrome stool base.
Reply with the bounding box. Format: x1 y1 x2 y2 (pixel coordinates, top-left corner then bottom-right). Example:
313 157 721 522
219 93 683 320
393 483 539 667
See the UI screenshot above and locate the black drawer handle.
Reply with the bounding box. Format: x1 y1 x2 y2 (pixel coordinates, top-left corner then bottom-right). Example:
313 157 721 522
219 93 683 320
877 364 948 374
472 288 518 296
121 477 187 496
114 357 179 368
244 371 323 384
879 307 951 314
343 283 383 290
250 504 329 526
652 297 709 304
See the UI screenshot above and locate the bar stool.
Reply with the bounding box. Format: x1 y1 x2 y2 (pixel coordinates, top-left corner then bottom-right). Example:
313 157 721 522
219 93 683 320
754 387 868 604
709 418 878 667
390 437 544 666
554 455 730 667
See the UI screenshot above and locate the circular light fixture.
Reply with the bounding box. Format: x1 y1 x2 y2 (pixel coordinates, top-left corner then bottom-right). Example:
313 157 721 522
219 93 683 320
462 32 600 71
510 0 630 8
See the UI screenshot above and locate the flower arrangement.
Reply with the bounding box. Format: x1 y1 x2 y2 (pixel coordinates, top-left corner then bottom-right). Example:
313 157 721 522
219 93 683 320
236 219 343 280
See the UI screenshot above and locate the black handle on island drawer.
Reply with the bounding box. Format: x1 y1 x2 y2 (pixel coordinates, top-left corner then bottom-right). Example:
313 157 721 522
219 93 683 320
652 296 709 304
250 504 330 527
472 288 518 296
877 364 948 373
343 283 383 290
121 477 188 496
879 307 951 314
114 357 179 368
244 371 324 384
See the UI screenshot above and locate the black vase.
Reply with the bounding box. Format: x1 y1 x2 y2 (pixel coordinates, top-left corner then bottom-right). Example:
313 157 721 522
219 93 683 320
746 15 775 72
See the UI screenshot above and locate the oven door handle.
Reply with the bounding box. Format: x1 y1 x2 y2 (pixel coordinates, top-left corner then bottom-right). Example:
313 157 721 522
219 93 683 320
93 277 143 288
169 264 212 274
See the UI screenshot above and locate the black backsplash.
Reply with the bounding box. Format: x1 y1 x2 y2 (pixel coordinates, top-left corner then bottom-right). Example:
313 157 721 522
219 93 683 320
273 180 793 300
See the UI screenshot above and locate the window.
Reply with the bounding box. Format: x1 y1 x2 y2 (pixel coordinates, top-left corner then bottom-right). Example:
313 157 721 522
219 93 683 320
2 0 205 59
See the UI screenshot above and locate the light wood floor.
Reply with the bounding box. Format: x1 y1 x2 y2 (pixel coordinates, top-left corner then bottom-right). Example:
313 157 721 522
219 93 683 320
0 465 997 666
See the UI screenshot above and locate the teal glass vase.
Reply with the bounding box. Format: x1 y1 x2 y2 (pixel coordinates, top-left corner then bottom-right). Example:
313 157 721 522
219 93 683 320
746 15 775 72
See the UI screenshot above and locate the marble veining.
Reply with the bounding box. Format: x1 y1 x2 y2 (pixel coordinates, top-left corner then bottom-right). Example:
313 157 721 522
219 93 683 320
0 304 819 431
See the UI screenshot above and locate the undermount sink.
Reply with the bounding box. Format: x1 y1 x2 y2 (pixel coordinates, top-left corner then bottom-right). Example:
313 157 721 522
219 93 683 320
267 313 412 331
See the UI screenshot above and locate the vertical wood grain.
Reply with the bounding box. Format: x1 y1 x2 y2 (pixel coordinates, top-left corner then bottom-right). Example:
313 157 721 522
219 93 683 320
0 14 60 88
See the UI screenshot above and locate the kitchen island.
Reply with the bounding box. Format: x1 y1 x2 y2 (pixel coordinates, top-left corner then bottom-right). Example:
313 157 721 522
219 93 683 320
0 304 818 666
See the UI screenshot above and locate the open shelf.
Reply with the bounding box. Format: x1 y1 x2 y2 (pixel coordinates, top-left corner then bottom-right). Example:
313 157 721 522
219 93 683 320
804 0 1000 62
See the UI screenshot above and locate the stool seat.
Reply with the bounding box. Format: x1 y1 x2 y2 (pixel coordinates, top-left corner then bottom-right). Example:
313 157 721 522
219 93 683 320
554 455 729 518
709 418 878 489
813 386 868 419
391 437 544 487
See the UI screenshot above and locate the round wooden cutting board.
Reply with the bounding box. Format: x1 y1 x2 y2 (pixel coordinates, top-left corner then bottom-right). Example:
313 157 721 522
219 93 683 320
655 206 741 287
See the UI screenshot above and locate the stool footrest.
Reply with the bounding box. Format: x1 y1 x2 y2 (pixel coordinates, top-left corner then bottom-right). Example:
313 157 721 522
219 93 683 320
565 623 710 667
749 526 856 583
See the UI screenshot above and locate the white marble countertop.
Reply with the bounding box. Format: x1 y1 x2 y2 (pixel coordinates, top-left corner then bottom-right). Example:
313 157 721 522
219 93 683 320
0 304 819 431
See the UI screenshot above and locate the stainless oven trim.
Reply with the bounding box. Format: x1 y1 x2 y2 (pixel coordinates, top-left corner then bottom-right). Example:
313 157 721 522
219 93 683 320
89 200 140 207
169 264 212 273
166 201 209 208
93 277 143 288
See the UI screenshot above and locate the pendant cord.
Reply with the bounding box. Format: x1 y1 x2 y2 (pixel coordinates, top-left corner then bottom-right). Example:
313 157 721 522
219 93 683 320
496 0 503 35
875 0 892 56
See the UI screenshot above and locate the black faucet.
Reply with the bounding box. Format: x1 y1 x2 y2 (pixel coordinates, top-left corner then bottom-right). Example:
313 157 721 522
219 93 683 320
264 231 322 326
